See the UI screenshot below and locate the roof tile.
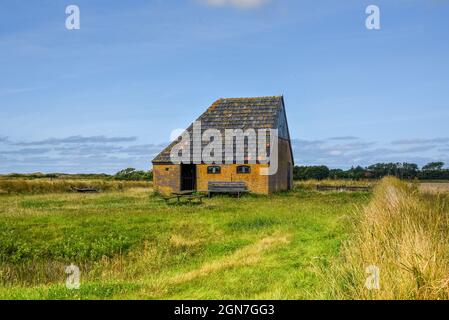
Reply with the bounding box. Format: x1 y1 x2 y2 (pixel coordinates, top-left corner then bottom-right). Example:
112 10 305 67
152 96 283 164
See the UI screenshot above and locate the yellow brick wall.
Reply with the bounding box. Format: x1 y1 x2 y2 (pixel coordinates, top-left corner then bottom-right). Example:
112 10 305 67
197 164 269 194
153 162 287 195
153 164 180 195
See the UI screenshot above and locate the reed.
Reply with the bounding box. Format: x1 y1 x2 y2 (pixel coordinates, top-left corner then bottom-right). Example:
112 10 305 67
326 177 449 299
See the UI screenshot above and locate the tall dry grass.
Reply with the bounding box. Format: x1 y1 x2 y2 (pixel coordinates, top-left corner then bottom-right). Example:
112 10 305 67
0 179 151 195
328 177 449 299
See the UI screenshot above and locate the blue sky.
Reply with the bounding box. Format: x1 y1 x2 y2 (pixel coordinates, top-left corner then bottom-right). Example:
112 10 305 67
1 0 448 173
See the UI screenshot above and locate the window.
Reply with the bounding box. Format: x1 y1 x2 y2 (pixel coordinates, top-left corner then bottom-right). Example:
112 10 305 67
207 166 221 174
237 165 251 174
165 167 170 171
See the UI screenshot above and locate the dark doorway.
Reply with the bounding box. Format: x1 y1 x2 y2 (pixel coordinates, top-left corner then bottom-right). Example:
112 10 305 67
181 164 196 191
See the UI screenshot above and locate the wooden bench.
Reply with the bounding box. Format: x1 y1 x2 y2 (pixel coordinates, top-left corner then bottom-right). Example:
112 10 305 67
207 181 248 198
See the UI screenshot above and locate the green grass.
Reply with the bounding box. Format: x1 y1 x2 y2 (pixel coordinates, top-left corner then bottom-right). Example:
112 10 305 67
0 186 370 299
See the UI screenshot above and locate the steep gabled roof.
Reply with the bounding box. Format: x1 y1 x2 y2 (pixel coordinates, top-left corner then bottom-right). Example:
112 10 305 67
152 96 292 164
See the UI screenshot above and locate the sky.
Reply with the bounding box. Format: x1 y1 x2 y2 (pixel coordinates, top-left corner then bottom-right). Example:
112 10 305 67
0 0 448 174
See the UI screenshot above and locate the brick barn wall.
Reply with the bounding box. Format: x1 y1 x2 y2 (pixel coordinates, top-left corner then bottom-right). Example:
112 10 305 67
153 155 292 195
153 164 180 195
197 164 269 194
269 138 293 193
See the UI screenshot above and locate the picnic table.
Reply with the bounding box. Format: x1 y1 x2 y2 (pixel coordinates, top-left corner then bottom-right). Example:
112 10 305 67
72 187 99 193
162 191 205 204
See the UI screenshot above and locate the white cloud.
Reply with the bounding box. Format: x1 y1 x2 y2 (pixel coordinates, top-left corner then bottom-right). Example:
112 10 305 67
291 137 448 169
2 134 448 173
200 0 269 9
0 135 161 174
14 135 137 146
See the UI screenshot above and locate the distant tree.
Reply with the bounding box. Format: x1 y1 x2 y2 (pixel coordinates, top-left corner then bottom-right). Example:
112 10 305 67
115 168 152 181
45 173 58 180
400 163 419 179
422 162 445 171
293 161 448 181
293 166 329 180
116 168 135 177
329 169 346 179
420 162 447 180
367 163 387 178
293 166 304 180
308 166 330 180
348 166 366 180
365 162 418 179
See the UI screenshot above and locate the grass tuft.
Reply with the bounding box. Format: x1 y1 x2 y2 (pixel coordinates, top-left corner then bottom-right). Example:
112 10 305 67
325 177 449 300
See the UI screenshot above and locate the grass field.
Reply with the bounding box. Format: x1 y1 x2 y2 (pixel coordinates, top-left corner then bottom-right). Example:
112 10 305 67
0 182 369 299
1 178 448 300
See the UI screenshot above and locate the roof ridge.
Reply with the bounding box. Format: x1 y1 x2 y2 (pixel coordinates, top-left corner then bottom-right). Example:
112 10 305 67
206 98 223 112
220 95 283 101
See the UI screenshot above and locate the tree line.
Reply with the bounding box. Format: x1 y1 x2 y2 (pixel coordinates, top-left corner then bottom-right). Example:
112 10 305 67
1 168 153 181
4 162 448 182
293 162 449 181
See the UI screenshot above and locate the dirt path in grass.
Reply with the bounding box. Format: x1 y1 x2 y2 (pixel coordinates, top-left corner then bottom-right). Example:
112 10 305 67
169 233 291 285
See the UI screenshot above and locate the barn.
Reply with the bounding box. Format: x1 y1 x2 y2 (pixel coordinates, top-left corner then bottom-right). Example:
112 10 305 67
151 96 294 195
